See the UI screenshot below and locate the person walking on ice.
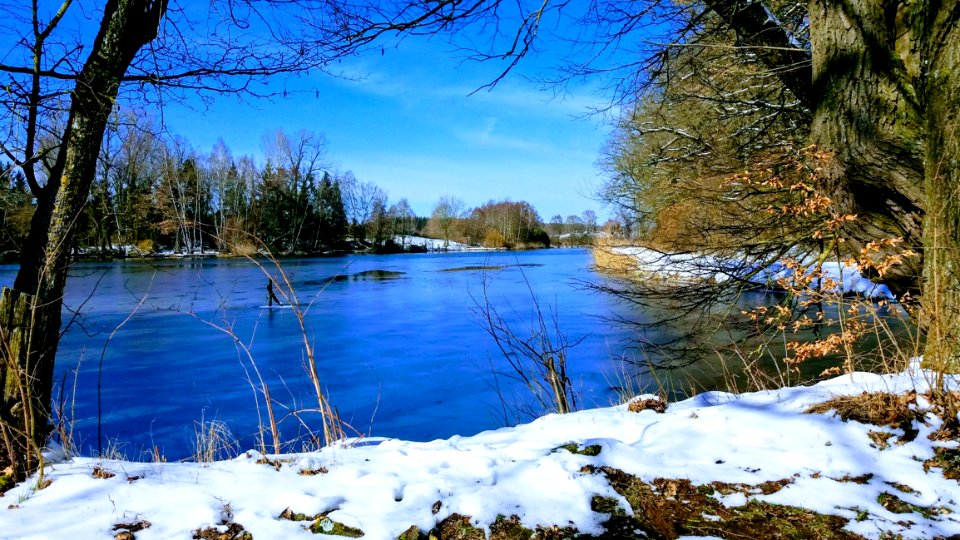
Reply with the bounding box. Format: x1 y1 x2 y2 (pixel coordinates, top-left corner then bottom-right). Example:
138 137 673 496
266 278 283 306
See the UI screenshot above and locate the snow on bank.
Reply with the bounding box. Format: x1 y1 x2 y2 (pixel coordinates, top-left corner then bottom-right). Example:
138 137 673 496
3 365 959 539
611 246 894 299
396 235 493 252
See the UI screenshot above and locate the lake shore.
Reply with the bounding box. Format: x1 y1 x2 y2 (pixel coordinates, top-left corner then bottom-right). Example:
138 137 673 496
4 362 958 539
1 249 637 461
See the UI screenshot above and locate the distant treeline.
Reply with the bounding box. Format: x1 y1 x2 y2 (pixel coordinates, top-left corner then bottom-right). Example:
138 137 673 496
0 115 599 259
1 124 411 257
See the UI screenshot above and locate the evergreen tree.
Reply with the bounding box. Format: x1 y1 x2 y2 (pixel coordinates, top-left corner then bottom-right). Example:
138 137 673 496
0 166 32 255
319 176 348 249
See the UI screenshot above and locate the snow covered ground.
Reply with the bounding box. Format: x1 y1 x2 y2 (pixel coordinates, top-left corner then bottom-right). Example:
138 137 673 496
396 235 493 252
610 246 894 299
3 363 959 539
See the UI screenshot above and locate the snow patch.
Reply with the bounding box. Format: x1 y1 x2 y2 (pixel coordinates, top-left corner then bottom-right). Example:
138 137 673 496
5 368 959 539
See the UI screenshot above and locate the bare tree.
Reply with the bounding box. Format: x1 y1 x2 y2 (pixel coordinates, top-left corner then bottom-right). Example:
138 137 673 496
0 0 359 482
261 129 328 251
390 198 416 250
156 136 205 254
206 138 234 250
368 189 391 249
430 195 465 249
339 172 385 245
582 210 598 235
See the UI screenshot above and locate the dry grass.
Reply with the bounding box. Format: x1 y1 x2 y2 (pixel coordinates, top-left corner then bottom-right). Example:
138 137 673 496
590 245 638 274
627 396 667 413
196 227 350 452
192 419 239 463
226 240 257 257
805 391 922 429
91 466 115 479
298 466 328 476
113 519 151 540
132 239 155 255
98 438 128 461
191 522 251 540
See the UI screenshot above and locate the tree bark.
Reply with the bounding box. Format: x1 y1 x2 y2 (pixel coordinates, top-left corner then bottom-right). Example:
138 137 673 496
0 289 46 477
705 0 927 296
808 0 926 296
709 0 959 364
917 5 960 371
1 0 167 481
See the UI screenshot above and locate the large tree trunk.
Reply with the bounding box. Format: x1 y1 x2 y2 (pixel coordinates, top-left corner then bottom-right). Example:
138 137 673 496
808 0 960 367
1 0 167 484
917 6 960 372
807 0 926 296
706 0 959 364
706 0 927 297
0 288 51 479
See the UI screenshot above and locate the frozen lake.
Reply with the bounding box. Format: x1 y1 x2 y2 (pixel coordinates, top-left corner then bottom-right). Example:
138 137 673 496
2 249 653 459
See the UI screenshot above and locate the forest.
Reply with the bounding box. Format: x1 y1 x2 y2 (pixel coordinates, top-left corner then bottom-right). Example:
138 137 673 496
1 4 960 538
0 118 599 260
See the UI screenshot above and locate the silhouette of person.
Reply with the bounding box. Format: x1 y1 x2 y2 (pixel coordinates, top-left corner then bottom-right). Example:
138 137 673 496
266 279 282 306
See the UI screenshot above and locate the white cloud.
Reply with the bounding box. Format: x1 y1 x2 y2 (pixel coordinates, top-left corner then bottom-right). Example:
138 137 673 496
453 117 558 153
437 82 610 119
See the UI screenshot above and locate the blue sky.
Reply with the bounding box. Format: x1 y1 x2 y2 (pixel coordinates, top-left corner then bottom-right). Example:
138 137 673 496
159 33 613 221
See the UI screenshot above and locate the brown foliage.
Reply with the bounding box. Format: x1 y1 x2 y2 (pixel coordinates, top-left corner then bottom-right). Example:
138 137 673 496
627 397 667 413
806 392 923 441
191 523 251 540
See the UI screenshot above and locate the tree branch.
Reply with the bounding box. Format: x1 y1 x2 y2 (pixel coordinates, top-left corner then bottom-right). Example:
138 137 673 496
702 0 813 111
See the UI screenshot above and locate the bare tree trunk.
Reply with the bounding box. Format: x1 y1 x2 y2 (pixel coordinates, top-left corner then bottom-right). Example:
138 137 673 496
809 0 960 368
704 0 957 365
1 0 167 482
0 289 50 477
705 0 924 295
917 7 960 372
807 0 926 296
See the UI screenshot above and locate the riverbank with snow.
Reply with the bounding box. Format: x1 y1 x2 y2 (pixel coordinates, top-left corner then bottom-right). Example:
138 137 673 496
3 362 958 539
594 244 894 299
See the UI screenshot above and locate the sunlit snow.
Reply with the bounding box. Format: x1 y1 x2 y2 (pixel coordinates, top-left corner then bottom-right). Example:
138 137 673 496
612 246 894 299
3 362 958 539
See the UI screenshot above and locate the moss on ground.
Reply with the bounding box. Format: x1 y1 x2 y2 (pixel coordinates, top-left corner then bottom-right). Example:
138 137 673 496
392 464 951 539
589 495 625 517
278 507 364 537
309 516 364 537
708 478 793 495
925 446 960 480
489 515 534 540
435 514 485 540
554 444 602 457
397 525 424 540
599 467 865 540
0 473 13 495
693 499 863 539
877 491 950 519
532 525 580 539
